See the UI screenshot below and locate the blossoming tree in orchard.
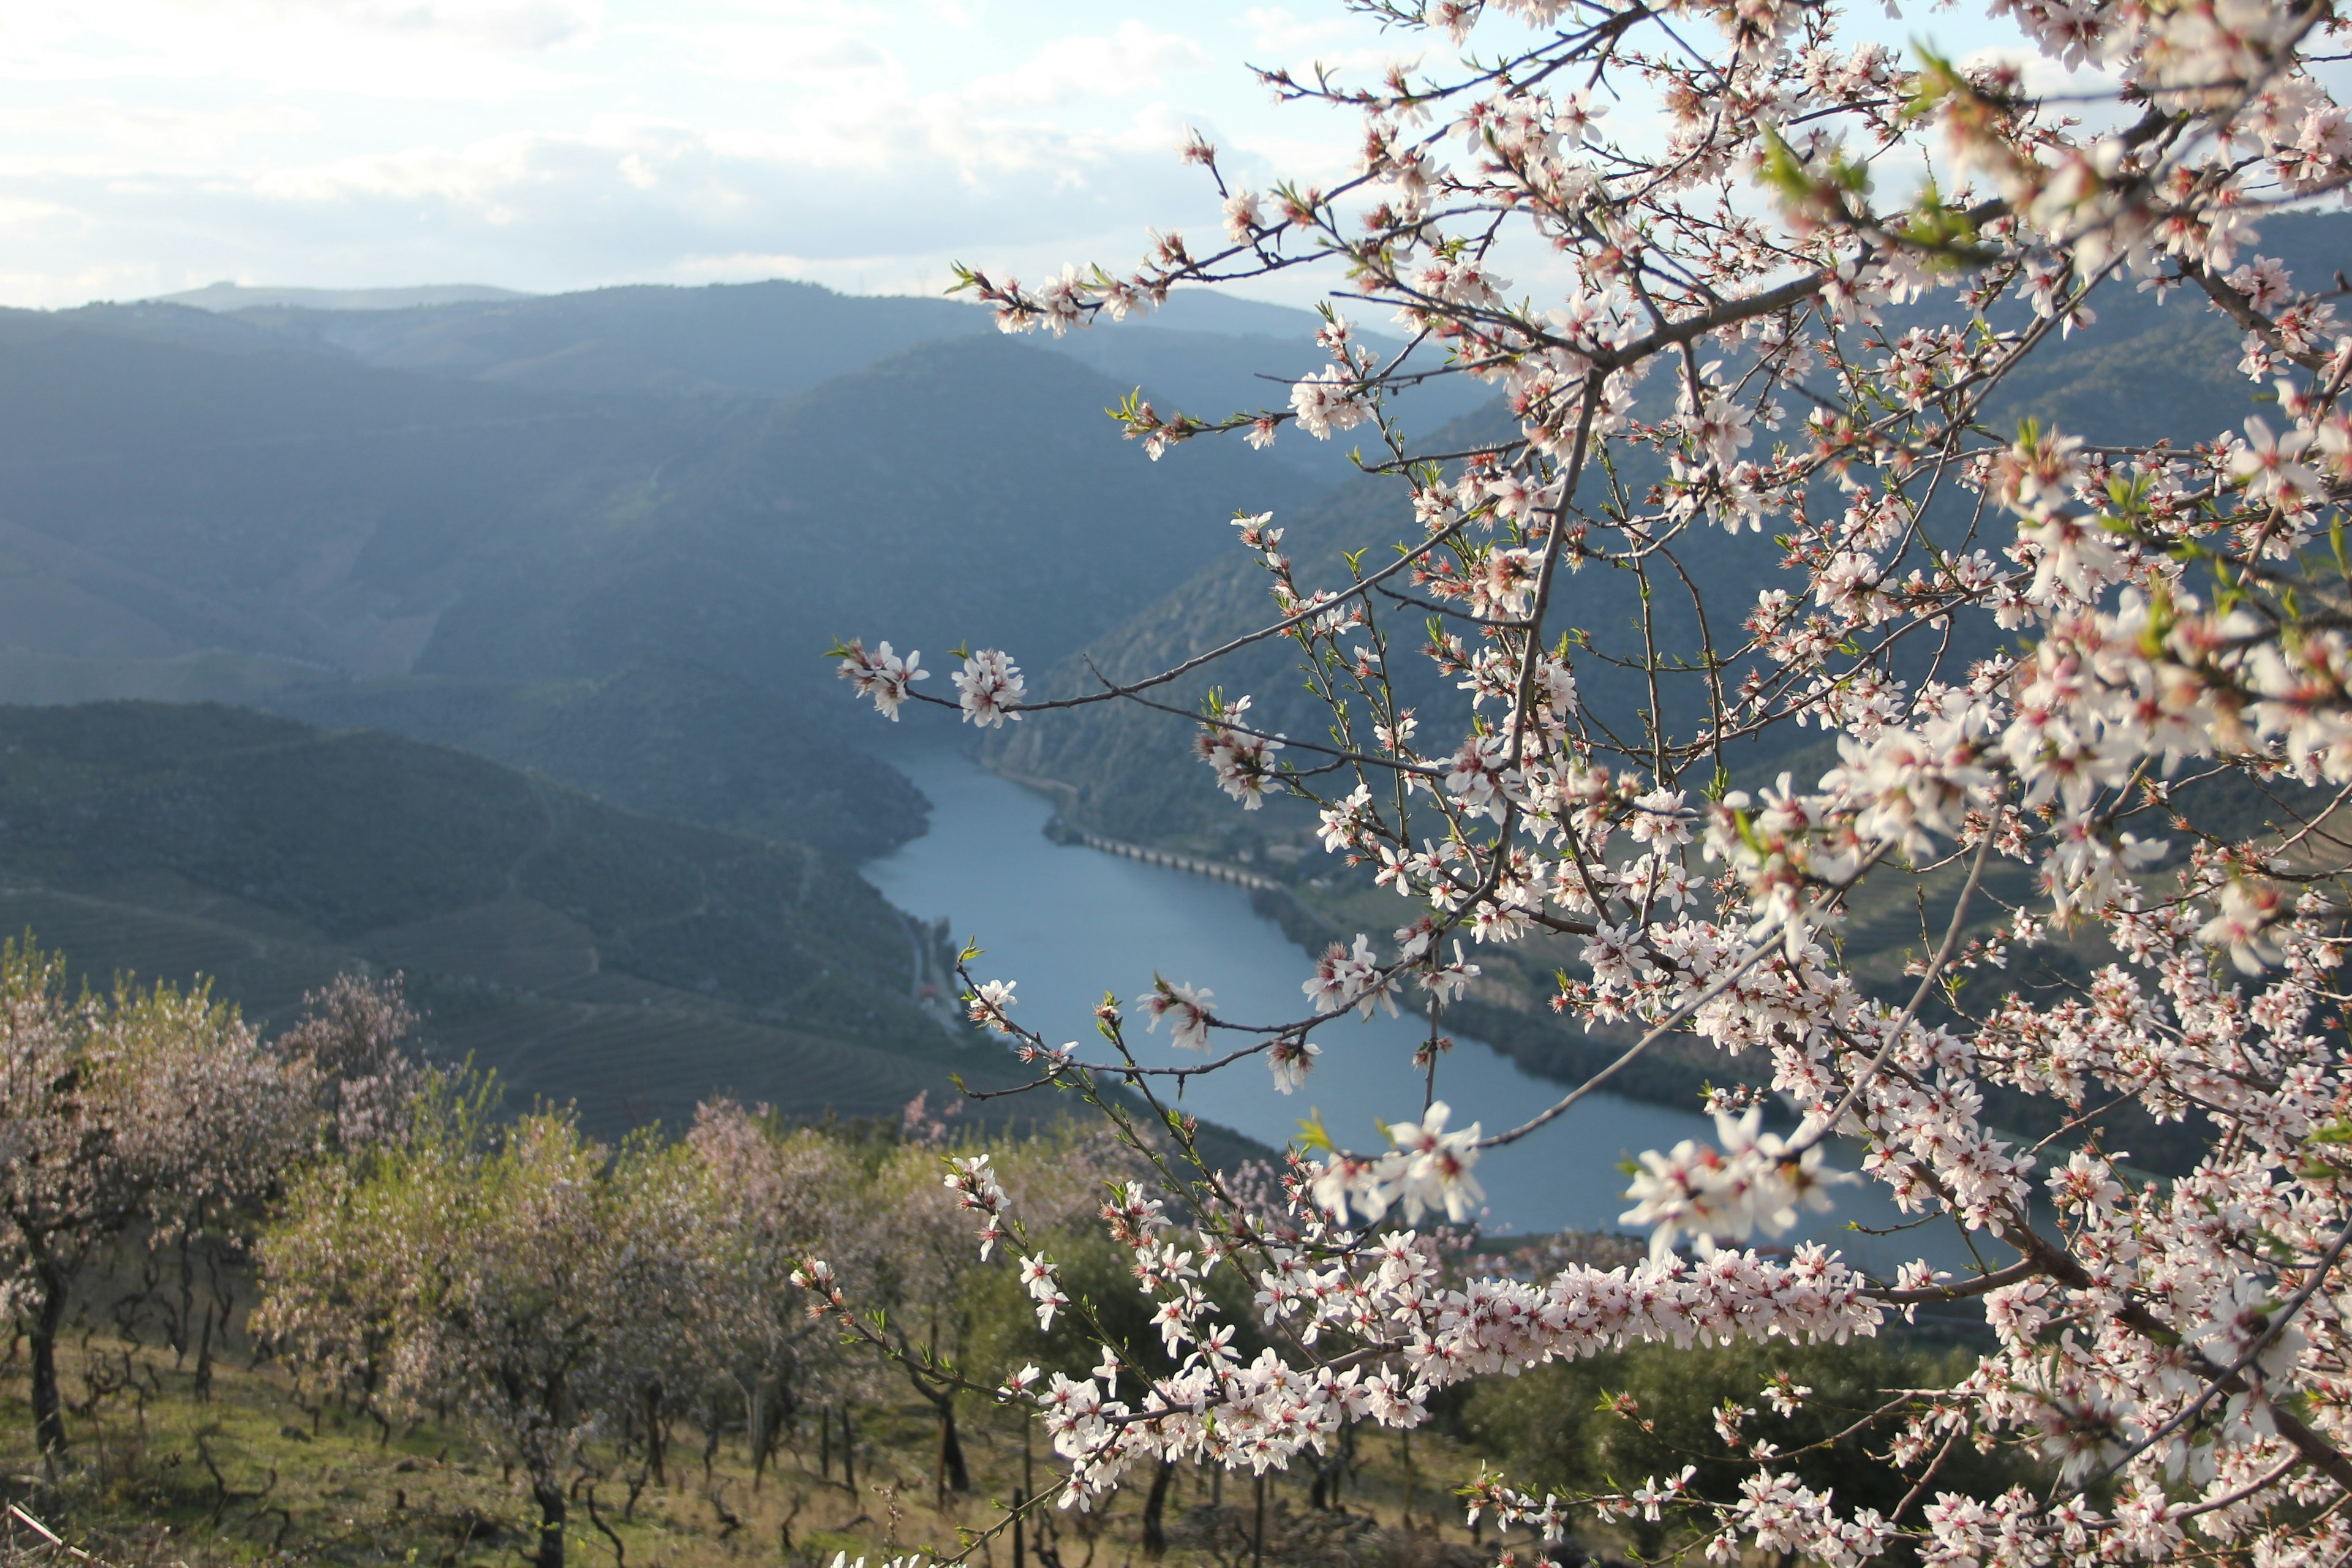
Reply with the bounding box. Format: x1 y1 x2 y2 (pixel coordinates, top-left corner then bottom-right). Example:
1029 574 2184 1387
261 1102 630 1568
606 1102 875 1492
0 941 320 1466
827 0 2352 1563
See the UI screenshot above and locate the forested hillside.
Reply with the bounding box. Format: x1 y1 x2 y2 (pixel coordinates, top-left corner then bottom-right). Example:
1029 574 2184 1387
0 701 997 1133
266 657 932 862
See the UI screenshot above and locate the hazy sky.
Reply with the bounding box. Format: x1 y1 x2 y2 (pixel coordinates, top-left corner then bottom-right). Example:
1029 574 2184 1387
0 2 1425 307
3 2 2047 311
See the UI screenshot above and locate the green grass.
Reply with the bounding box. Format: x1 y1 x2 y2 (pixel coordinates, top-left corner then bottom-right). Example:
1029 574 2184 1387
0 1278 1506 1568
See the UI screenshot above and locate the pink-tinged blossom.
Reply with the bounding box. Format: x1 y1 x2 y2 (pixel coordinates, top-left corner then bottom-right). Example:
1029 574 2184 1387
968 979 1018 1032
2230 415 2322 508
1621 1109 1853 1262
1303 934 1396 1018
1135 979 1215 1050
953 649 1025 727
1223 190 1264 241
835 638 927 719
1289 366 1370 439
1267 1035 1321 1093
1196 696 1285 807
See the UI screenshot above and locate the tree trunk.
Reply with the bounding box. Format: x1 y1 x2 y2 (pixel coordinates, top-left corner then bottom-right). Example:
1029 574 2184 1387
532 1479 568 1568
935 1393 970 1500
193 1300 216 1403
753 1373 792 1489
172 1234 195 1365
1141 1461 1174 1558
28 1270 67 1461
642 1384 667 1488
1311 1424 1349 1510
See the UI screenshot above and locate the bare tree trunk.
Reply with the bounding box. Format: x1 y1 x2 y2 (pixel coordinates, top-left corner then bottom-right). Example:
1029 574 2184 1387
934 1392 970 1501
1141 1461 1174 1558
193 1300 216 1403
642 1384 667 1488
532 1479 568 1568
763 1374 794 1480
28 1268 68 1461
745 1379 766 1488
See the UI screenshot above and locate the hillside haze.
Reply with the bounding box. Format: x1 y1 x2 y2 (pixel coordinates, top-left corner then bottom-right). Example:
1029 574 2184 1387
0 284 1391 692
7 226 2304 1134
0 272 1409 1130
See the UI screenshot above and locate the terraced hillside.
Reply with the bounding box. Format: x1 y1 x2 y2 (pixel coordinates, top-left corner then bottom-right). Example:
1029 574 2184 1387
0 701 1003 1134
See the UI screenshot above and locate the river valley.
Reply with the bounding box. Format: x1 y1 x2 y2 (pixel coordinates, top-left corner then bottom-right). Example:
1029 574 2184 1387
869 749 1978 1276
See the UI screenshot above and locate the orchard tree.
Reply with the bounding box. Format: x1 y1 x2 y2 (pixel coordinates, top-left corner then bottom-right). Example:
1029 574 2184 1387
822 1 2352 1565
805 1131 1131 1506
682 1104 869 1485
0 941 317 1463
277 971 424 1155
261 1101 628 1568
605 1102 865 1490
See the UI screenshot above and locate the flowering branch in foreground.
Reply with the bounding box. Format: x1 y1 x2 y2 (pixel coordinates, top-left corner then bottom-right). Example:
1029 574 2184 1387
822 1 2352 1562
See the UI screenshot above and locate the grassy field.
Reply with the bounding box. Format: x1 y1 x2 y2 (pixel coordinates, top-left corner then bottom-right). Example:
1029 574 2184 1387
0 1293 1510 1568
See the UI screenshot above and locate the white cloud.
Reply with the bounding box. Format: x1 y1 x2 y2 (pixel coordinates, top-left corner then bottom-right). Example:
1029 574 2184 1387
0 0 1401 307
958 22 1208 112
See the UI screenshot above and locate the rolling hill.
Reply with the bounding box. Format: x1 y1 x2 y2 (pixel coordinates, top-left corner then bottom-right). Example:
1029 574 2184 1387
0 701 999 1134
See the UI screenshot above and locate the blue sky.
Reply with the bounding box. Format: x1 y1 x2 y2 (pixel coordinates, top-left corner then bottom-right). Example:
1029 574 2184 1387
0 2 2043 311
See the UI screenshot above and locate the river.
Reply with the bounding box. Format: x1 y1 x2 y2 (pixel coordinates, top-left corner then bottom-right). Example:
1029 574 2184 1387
867 749 1970 1275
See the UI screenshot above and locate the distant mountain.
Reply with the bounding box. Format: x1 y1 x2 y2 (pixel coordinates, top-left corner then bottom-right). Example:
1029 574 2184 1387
155 282 530 312
0 701 993 1133
222 279 983 399
0 274 1474 724
149 277 1484 477
0 298 1346 868
0 304 1321 685
413 334 1326 696
0 306 696 674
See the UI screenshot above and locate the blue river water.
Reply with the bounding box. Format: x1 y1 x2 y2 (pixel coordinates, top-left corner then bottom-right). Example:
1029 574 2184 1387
866 749 1975 1276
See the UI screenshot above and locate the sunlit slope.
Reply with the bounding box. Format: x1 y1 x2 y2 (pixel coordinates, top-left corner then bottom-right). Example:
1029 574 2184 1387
0 701 999 1133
